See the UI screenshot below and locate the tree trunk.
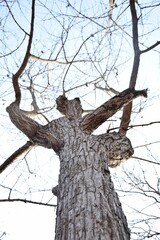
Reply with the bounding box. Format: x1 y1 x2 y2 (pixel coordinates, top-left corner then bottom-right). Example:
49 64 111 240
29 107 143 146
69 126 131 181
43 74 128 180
6 90 147 239
50 118 131 240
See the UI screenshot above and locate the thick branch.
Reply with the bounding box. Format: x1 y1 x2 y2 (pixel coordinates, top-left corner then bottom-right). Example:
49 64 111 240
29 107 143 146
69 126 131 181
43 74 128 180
130 0 140 58
119 0 140 134
6 103 62 152
13 0 35 104
5 1 61 156
119 2 160 135
80 88 147 134
0 141 33 174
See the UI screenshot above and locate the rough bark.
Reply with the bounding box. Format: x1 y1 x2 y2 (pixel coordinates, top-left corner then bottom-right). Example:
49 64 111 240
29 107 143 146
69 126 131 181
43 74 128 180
51 118 131 239
6 88 147 239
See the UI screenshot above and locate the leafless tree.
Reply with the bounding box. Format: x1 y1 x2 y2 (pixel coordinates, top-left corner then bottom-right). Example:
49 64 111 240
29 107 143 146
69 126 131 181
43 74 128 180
0 0 160 239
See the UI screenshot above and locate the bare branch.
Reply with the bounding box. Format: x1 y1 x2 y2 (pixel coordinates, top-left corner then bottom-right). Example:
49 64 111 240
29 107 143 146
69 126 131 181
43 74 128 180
134 140 160 149
27 78 39 112
4 0 29 36
107 121 160 133
0 198 56 207
128 121 160 129
0 34 26 58
66 77 100 93
0 232 6 239
6 103 63 152
132 156 160 166
30 54 90 64
140 41 160 54
6 0 62 155
119 2 160 135
141 3 160 9
12 0 35 104
119 0 141 134
81 88 147 134
62 34 95 94
0 141 33 174
130 0 140 58
95 83 119 95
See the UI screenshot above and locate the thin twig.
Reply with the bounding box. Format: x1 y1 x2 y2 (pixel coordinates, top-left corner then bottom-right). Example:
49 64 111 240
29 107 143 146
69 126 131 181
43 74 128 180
132 156 160 166
107 120 160 133
0 34 26 58
95 83 119 95
0 198 56 207
62 34 95 95
128 121 160 129
4 0 29 36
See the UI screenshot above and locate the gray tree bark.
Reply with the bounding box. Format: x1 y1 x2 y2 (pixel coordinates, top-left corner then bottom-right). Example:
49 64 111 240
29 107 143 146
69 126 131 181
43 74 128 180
51 117 131 240
6 88 147 240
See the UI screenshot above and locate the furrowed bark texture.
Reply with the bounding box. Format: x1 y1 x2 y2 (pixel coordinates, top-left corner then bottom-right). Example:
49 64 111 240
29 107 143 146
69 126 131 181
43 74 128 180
50 117 131 240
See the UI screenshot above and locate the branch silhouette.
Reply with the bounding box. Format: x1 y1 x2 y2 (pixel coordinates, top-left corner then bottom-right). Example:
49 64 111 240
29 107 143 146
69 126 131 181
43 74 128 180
107 121 160 133
2 0 36 174
0 198 56 207
12 0 35 104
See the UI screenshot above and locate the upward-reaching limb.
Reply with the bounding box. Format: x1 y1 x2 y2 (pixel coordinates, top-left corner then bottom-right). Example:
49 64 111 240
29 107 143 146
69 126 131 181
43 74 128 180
80 88 147 134
6 0 61 154
119 0 160 135
0 0 36 174
6 101 62 152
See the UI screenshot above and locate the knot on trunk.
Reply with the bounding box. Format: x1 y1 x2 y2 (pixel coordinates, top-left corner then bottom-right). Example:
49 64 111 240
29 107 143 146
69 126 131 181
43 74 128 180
108 133 134 167
52 185 59 197
98 132 134 168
